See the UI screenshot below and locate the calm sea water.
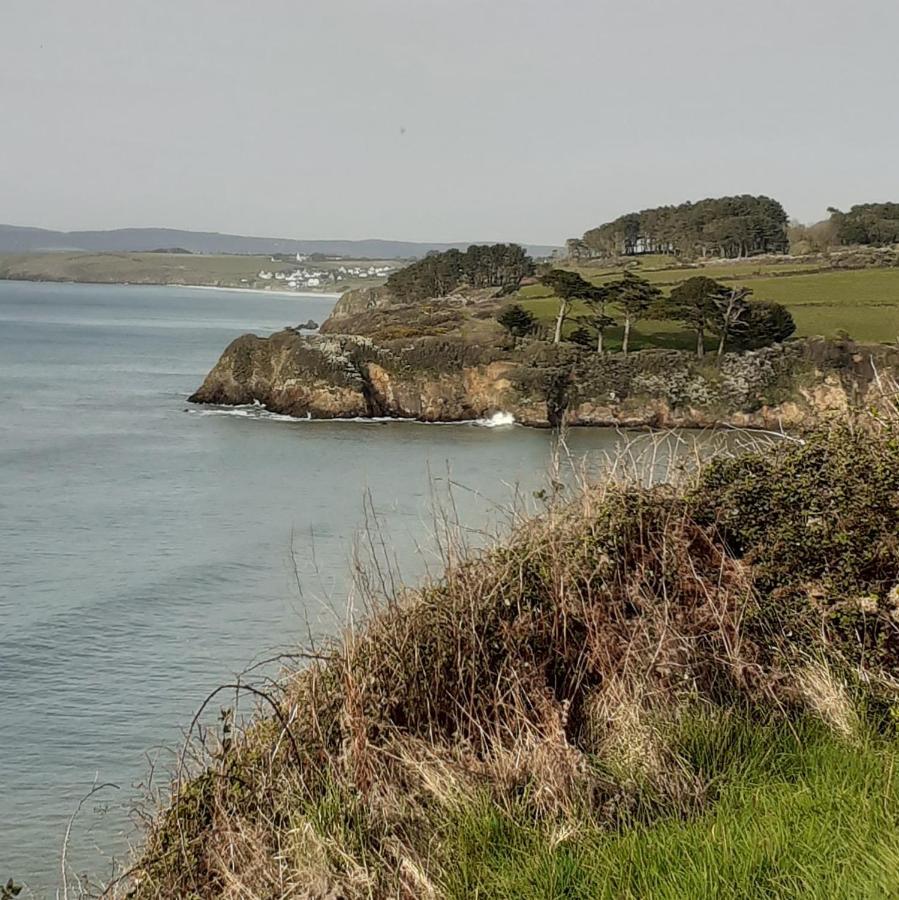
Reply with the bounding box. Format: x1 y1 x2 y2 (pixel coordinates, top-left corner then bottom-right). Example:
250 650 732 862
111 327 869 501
0 281 715 894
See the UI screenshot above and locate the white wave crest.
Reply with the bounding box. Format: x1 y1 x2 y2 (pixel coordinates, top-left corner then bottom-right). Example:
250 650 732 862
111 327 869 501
187 404 517 429
191 404 300 422
476 411 516 428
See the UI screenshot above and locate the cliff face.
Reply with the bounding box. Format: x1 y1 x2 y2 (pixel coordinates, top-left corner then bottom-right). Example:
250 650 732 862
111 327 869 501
319 285 396 328
189 330 544 423
189 327 898 429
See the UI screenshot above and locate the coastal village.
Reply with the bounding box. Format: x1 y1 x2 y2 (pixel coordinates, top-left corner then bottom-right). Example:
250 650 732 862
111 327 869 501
256 252 397 290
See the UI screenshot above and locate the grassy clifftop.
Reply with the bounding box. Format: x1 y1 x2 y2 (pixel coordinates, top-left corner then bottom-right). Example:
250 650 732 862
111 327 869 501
512 250 899 348
120 411 899 898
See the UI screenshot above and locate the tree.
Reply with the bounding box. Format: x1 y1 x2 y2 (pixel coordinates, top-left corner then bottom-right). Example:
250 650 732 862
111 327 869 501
496 304 537 339
606 271 660 355
576 195 789 260
828 203 899 247
540 269 596 344
568 325 595 348
709 286 752 357
788 218 838 255
581 284 617 353
732 302 796 350
386 244 534 303
657 276 724 358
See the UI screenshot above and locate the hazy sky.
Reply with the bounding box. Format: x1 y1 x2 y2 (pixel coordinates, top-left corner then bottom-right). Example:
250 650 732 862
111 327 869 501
2 0 897 245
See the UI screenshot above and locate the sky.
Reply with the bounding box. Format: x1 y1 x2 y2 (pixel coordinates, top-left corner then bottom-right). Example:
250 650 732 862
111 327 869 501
1 0 897 246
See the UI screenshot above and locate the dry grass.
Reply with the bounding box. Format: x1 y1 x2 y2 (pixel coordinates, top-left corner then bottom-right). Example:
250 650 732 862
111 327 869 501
795 661 860 740
107 409 899 899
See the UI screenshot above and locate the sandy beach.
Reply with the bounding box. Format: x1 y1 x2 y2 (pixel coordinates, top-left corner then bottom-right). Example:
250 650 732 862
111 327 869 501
177 284 341 299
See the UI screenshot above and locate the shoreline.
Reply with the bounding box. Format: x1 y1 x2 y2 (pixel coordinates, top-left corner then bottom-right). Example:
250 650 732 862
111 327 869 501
185 397 797 435
176 283 341 298
0 276 342 299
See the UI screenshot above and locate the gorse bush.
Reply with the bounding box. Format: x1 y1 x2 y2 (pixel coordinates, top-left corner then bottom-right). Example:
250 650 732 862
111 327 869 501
121 416 899 899
692 425 899 671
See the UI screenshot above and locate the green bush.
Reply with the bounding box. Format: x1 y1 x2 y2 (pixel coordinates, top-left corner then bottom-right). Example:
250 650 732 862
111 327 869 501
691 426 899 669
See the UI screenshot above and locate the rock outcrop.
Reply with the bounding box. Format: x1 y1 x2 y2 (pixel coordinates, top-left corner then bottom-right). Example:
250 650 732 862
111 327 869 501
189 330 543 423
320 285 397 328
189 324 899 429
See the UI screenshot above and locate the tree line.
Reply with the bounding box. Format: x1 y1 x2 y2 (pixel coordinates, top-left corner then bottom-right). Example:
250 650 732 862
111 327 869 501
498 270 795 358
827 203 899 247
568 195 789 260
385 243 534 303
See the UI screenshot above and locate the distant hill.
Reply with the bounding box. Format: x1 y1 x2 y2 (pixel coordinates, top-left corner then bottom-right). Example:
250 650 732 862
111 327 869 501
0 224 557 260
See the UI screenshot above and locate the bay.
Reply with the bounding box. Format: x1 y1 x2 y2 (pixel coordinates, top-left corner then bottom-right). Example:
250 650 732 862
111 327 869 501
0 281 716 893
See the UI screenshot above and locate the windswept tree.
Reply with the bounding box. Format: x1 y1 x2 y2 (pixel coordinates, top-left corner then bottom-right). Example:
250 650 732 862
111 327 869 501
710 286 752 357
496 304 536 340
575 195 789 259
540 269 596 344
581 284 617 353
828 203 899 246
605 271 660 355
660 277 796 356
657 276 724 358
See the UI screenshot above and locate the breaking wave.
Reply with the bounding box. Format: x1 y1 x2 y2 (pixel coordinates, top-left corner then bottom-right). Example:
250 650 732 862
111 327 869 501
186 402 517 428
478 411 516 427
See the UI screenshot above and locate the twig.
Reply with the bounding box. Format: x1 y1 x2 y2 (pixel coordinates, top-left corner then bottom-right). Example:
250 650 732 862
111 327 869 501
59 776 119 900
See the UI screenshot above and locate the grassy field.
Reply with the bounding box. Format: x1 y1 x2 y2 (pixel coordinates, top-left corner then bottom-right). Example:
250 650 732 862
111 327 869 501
0 251 395 293
442 712 899 899
514 257 899 349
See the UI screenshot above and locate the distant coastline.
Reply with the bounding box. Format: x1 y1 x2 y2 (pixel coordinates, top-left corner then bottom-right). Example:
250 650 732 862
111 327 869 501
0 248 379 294
175 284 341 299
0 276 342 299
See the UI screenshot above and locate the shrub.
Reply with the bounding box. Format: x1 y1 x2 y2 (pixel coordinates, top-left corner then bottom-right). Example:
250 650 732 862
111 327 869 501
732 301 796 350
496 303 537 338
691 425 899 669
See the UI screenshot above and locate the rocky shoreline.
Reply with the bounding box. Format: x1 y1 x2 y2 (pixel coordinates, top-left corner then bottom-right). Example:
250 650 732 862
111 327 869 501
187 282 899 430
188 327 897 431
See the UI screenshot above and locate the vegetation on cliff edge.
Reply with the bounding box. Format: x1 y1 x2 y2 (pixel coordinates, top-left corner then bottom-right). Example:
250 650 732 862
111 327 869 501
114 398 899 898
385 244 533 304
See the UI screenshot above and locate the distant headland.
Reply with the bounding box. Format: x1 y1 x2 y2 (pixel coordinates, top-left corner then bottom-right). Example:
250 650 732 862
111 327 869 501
188 195 899 429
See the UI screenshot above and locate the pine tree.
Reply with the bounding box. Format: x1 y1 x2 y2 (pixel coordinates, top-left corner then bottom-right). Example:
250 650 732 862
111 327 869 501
496 304 537 339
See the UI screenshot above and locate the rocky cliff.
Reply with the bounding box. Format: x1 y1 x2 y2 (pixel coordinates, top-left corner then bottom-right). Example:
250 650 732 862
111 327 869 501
189 330 535 422
189 325 899 429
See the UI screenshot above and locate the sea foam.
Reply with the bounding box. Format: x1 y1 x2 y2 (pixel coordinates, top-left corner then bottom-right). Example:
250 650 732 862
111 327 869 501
476 411 516 427
188 404 517 428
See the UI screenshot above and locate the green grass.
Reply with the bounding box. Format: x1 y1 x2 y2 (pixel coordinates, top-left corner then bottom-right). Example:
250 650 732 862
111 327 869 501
440 713 899 899
515 261 899 347
515 290 715 351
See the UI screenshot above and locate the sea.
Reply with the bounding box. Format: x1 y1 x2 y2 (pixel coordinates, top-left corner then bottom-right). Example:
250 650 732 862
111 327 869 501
0 280 725 894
